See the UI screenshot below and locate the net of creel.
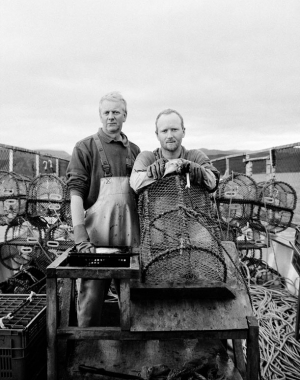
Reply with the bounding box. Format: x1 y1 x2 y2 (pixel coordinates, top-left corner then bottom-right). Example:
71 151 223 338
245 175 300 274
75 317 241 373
214 172 297 252
0 171 73 294
137 174 245 286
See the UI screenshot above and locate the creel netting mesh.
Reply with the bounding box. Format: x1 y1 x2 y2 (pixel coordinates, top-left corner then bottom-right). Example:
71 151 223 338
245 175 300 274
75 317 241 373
252 180 297 233
26 174 66 224
0 217 52 273
0 171 30 225
214 173 297 241
138 175 228 284
45 221 74 255
214 172 258 229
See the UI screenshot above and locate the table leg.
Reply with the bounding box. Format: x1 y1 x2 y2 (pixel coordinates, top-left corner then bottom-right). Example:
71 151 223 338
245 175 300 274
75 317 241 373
120 279 130 330
232 339 246 380
246 316 259 380
47 277 58 380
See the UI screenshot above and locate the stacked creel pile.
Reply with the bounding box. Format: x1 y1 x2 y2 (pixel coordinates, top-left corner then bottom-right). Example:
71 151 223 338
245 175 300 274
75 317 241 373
0 172 73 294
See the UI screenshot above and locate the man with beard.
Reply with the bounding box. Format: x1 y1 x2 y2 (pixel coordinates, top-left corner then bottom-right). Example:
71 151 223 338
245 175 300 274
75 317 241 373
130 109 219 193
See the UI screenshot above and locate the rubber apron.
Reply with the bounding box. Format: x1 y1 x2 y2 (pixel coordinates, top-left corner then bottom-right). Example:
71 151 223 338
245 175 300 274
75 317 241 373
85 134 140 247
77 135 140 327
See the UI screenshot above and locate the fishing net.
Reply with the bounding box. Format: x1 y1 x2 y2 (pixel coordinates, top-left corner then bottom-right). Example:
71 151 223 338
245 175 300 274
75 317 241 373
252 180 297 233
0 217 53 273
26 174 66 224
5 265 46 294
45 221 74 258
218 220 240 243
214 172 257 229
0 171 30 225
138 175 228 284
62 179 72 225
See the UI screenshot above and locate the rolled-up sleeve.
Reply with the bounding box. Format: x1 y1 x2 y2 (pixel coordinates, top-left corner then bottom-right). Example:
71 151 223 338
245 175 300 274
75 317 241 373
130 151 156 192
188 150 220 192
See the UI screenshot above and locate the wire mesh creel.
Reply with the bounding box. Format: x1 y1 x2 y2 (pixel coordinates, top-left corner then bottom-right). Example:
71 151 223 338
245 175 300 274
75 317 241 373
0 171 30 225
63 180 72 226
214 172 258 229
0 218 52 273
26 174 66 223
45 222 74 256
253 180 297 233
138 175 228 285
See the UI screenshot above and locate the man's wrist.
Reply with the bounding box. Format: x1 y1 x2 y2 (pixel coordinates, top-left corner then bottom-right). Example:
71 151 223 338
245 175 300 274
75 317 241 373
73 224 90 244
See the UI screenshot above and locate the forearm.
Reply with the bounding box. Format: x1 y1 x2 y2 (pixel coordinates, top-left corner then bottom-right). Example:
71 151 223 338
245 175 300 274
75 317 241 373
130 170 156 192
71 194 95 252
70 194 85 227
199 166 217 190
129 151 158 192
187 161 218 192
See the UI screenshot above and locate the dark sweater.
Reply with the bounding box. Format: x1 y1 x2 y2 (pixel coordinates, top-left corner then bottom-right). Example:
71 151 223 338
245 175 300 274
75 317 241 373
66 128 140 210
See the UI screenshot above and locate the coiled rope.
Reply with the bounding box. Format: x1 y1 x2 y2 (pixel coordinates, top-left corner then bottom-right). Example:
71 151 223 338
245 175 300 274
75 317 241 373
241 259 300 380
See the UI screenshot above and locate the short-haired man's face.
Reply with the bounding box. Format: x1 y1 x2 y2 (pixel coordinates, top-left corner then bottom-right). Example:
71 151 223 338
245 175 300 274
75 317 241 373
100 100 127 136
156 113 185 153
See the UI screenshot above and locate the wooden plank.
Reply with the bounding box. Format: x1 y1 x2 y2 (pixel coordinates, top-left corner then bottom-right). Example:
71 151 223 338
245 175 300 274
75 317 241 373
130 290 252 332
54 267 140 279
120 279 130 330
246 316 259 380
295 281 300 340
47 277 58 380
218 241 247 289
130 255 140 270
130 280 236 300
59 279 75 328
57 326 249 340
232 339 246 380
64 339 242 380
46 251 69 277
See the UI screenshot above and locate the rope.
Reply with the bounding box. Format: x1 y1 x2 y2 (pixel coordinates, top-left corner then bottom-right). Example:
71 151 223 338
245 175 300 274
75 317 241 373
241 262 300 380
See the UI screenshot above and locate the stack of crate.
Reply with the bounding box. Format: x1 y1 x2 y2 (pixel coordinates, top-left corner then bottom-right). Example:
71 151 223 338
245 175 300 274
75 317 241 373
0 294 46 380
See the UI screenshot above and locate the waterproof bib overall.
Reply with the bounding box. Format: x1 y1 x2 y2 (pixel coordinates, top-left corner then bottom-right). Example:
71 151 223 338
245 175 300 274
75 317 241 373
77 134 140 327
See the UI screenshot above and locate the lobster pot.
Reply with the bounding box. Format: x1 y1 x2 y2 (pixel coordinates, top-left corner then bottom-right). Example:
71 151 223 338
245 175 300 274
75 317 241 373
138 175 227 284
0 171 30 225
218 221 239 243
257 207 294 233
0 219 52 273
254 181 297 233
45 222 74 256
62 179 72 225
257 180 297 210
215 172 258 228
2 266 46 295
26 174 65 224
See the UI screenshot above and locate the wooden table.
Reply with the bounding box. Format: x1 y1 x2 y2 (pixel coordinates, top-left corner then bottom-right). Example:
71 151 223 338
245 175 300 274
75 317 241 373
46 243 259 380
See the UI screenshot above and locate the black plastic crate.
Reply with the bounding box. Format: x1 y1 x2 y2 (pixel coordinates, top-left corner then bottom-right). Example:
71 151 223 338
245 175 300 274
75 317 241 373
67 252 131 268
0 294 46 380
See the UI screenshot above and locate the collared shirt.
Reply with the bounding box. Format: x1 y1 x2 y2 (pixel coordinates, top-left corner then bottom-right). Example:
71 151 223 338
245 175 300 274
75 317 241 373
67 128 140 210
129 146 219 193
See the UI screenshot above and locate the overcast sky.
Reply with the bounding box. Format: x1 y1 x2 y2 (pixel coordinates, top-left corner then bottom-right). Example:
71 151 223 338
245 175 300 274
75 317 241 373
1 0 300 155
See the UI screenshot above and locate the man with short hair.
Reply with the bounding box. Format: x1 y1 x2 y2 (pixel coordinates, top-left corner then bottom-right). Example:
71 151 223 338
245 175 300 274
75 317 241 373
67 91 140 326
130 108 219 192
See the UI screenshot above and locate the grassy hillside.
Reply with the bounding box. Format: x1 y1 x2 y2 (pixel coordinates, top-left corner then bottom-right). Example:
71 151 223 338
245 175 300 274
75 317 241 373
37 149 71 160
